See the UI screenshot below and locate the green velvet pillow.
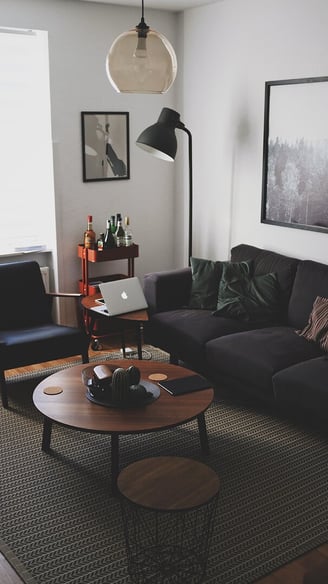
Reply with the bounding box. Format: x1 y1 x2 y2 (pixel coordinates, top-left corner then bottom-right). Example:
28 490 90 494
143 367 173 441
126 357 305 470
188 257 223 310
213 261 280 324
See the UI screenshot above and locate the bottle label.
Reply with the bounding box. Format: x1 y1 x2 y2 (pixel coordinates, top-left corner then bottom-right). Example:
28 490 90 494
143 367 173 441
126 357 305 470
116 236 125 247
84 235 95 249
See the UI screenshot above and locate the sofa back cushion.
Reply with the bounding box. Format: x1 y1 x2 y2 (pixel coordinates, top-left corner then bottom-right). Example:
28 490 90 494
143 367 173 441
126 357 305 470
231 244 299 320
288 260 328 329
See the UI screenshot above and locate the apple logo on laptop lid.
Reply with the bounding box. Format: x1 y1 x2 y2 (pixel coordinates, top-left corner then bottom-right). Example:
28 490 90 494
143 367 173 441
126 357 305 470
121 290 128 300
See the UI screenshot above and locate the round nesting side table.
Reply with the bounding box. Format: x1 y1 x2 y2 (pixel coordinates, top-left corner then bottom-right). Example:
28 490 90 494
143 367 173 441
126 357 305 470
117 456 220 584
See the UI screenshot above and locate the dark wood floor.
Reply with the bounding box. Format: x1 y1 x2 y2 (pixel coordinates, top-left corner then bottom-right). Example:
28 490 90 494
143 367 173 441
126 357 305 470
1 333 327 584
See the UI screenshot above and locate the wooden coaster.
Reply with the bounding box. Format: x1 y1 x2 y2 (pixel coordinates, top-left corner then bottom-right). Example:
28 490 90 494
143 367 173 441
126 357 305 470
43 386 63 395
148 373 168 381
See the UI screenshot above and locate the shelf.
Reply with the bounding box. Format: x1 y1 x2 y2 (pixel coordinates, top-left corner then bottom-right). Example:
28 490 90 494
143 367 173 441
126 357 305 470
78 273 127 296
78 243 139 263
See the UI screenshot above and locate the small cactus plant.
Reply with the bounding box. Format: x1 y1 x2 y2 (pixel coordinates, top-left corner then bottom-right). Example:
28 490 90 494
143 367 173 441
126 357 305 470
127 365 141 386
111 368 130 404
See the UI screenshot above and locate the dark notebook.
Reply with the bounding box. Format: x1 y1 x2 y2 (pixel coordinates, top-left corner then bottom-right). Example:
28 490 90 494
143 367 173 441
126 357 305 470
158 375 211 396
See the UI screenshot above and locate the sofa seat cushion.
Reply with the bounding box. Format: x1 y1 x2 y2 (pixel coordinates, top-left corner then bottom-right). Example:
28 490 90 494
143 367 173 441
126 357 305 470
206 326 323 399
146 309 251 371
273 356 328 419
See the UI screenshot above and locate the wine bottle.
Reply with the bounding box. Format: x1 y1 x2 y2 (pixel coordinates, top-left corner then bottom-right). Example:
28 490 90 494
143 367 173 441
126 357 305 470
104 219 116 248
110 215 116 234
124 216 133 246
84 215 96 249
115 216 125 247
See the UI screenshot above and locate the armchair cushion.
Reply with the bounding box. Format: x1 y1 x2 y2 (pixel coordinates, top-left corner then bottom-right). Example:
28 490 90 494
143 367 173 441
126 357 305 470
0 261 52 329
0 324 88 369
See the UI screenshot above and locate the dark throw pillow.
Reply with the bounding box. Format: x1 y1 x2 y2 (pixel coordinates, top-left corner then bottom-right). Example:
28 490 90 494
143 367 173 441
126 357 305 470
213 261 280 324
296 296 328 352
188 257 223 310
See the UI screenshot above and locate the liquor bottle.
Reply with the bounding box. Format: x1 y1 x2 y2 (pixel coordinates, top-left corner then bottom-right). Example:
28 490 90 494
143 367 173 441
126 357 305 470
110 215 116 234
84 215 96 249
115 216 125 247
104 219 116 248
124 216 133 246
97 233 104 251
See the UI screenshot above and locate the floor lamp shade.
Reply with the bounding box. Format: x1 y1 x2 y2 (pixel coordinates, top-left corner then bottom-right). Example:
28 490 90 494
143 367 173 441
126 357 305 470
136 108 193 263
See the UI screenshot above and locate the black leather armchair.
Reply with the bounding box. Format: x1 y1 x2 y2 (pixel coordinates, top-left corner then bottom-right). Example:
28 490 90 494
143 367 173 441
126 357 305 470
0 260 89 408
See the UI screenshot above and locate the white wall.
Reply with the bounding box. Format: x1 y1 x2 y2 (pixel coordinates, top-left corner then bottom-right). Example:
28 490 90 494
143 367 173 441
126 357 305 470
182 0 328 264
3 0 328 324
1 0 179 323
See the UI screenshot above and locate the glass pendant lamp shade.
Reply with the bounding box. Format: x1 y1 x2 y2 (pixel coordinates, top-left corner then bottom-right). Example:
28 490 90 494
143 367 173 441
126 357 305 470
106 2 177 94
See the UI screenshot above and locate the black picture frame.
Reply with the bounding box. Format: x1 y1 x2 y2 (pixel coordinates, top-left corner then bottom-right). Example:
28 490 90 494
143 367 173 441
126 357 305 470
81 111 130 182
261 76 328 233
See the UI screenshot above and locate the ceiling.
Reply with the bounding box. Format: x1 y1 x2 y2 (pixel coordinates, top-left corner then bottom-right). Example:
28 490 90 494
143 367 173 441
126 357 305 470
80 0 221 13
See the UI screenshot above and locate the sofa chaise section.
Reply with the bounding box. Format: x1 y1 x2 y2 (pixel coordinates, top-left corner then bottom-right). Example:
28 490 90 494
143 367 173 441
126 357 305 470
205 326 322 404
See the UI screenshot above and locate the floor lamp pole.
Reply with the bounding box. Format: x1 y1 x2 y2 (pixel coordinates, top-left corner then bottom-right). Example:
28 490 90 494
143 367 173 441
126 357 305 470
182 127 193 265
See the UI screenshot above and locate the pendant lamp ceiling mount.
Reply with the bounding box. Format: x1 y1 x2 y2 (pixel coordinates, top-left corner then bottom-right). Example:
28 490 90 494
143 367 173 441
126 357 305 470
106 0 177 94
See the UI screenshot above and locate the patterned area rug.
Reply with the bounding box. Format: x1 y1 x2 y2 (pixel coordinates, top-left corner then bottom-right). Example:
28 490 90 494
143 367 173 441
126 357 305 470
5 345 166 384
1 352 328 584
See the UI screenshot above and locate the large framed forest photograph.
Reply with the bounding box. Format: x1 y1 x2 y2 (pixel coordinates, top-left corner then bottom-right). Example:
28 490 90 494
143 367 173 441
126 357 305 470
261 76 328 233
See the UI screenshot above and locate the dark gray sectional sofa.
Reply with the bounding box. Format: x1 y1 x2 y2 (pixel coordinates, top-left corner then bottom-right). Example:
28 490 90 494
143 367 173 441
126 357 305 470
143 244 328 422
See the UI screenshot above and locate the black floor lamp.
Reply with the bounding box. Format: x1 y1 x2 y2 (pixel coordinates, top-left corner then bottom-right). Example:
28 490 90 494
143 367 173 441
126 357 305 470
136 108 193 264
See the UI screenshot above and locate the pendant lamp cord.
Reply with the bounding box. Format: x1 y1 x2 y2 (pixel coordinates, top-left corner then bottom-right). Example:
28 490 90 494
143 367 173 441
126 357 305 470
137 0 149 35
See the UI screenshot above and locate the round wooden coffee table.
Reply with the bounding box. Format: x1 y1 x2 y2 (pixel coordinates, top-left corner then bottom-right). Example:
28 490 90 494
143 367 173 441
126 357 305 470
33 360 214 494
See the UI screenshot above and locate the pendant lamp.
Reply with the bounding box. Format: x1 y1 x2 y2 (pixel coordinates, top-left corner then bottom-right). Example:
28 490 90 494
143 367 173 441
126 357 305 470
136 108 193 264
106 0 177 94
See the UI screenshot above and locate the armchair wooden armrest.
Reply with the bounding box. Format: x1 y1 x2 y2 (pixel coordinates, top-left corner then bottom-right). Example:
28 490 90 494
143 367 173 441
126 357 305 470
47 292 84 329
47 292 82 298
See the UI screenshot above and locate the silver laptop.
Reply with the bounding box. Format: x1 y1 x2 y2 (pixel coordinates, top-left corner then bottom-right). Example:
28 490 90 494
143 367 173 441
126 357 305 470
98 277 148 316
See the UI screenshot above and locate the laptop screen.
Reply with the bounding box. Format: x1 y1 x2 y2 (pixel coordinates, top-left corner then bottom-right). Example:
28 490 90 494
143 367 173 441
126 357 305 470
98 277 148 316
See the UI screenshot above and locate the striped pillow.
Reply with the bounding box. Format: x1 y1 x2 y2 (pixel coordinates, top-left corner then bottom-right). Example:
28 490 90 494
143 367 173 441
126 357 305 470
297 296 328 352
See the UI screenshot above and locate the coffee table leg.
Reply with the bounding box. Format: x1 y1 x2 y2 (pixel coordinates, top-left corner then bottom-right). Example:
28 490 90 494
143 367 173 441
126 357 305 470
42 416 52 452
137 323 143 360
111 433 119 495
197 413 210 455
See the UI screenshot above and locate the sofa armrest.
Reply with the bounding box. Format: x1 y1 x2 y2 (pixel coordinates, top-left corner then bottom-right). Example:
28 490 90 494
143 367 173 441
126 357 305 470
144 268 192 314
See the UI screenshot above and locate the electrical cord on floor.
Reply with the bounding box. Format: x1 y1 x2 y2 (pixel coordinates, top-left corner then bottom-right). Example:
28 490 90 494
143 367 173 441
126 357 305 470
124 349 152 360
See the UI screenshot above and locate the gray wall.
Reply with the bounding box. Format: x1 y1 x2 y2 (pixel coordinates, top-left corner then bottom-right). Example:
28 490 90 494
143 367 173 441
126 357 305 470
3 0 328 324
182 0 328 264
1 0 179 322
